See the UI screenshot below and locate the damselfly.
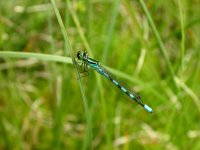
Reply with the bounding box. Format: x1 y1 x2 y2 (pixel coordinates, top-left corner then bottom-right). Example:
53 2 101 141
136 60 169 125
77 51 153 113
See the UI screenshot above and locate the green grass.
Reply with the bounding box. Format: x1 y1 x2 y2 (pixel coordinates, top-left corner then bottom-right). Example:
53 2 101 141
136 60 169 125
0 0 200 149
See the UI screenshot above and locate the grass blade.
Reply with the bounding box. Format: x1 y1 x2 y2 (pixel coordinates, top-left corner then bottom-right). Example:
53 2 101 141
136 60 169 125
102 0 120 63
50 0 92 149
0 51 72 64
138 0 176 87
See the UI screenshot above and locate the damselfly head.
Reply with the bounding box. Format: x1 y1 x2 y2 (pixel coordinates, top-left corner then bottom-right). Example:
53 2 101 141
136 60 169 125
77 51 88 60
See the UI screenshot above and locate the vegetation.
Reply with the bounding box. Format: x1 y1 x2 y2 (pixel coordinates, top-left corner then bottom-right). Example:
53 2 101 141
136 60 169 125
0 0 200 149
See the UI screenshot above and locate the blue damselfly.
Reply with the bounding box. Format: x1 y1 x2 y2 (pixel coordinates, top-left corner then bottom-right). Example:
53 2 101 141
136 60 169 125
77 51 153 113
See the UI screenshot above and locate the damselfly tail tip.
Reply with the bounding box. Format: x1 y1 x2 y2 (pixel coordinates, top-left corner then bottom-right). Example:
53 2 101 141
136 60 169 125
144 104 153 113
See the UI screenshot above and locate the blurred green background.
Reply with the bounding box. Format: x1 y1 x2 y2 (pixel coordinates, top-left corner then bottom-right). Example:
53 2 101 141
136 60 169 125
0 0 200 149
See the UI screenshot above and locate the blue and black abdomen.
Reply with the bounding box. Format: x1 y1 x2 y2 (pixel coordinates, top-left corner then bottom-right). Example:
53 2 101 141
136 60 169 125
96 67 143 105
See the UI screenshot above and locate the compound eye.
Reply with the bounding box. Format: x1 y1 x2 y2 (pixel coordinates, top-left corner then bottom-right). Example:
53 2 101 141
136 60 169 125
83 51 87 58
77 51 81 59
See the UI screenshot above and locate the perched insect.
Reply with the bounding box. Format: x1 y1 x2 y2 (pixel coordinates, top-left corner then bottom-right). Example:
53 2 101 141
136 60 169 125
77 51 153 113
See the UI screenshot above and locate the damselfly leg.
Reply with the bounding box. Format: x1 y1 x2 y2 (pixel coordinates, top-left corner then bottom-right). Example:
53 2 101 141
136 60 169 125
76 59 89 78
